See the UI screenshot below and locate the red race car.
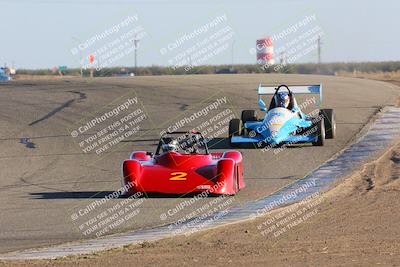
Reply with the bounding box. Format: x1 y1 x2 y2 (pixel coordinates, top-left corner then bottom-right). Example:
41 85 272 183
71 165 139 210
122 132 245 196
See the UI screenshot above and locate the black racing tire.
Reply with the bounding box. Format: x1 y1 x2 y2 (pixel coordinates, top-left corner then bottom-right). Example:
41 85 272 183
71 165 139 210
233 165 240 194
241 110 257 124
312 117 325 146
320 109 336 139
229 119 241 147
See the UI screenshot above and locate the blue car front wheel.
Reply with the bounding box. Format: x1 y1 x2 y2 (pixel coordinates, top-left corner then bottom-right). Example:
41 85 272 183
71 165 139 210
312 117 325 146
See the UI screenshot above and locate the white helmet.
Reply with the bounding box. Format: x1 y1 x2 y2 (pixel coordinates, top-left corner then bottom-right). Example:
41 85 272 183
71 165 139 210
162 139 179 152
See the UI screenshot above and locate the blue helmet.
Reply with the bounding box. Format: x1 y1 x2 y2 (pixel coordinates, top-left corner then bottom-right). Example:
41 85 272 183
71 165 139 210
276 92 290 108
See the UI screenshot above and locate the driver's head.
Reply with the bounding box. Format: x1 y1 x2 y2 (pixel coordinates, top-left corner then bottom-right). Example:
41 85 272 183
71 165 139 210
186 134 201 153
162 138 179 152
276 92 290 108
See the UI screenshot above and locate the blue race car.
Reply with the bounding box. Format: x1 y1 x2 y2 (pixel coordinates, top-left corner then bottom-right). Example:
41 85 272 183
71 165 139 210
228 84 336 147
0 68 11 81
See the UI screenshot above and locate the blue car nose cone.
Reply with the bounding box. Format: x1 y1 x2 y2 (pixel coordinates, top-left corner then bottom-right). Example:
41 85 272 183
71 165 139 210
261 129 281 145
271 135 284 146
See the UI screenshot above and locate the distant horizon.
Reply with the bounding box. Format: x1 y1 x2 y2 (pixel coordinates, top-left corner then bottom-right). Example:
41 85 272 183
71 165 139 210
10 60 400 71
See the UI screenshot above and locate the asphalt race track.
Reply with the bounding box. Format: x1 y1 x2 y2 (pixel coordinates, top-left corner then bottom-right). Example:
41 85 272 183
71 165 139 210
0 74 398 253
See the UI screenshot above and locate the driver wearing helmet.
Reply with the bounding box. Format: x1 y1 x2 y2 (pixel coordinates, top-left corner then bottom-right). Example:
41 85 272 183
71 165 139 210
162 139 179 152
276 92 291 109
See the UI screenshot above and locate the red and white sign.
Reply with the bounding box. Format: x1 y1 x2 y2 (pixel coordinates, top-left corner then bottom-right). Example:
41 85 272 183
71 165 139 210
256 37 274 65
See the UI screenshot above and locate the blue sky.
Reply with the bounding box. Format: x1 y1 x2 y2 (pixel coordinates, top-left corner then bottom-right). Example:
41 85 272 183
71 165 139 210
0 0 399 69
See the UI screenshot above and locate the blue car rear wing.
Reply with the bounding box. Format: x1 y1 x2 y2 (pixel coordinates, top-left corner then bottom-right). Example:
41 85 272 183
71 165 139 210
258 84 322 99
257 84 323 111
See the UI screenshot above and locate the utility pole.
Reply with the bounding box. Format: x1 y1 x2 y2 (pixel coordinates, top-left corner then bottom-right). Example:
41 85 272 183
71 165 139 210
231 39 235 70
80 53 83 78
134 34 139 76
279 51 286 65
317 35 322 64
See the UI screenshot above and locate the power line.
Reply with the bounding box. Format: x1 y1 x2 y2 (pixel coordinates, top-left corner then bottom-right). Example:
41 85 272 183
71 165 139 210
134 34 139 75
317 35 322 64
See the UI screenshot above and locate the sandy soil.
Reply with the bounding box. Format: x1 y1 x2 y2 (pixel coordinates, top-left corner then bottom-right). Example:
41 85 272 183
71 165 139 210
2 140 400 266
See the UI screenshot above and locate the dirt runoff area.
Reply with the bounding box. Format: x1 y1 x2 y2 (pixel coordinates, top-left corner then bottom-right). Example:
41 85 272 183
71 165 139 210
2 139 400 267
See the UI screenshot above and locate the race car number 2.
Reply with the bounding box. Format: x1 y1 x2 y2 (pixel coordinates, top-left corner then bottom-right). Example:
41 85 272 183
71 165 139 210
169 172 187 181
